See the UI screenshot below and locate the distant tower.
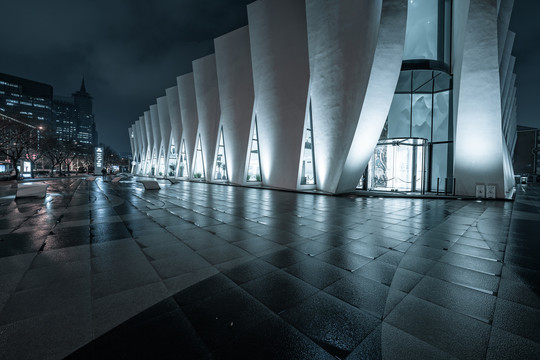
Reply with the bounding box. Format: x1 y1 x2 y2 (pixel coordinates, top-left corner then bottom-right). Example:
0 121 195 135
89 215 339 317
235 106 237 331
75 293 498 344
72 77 97 145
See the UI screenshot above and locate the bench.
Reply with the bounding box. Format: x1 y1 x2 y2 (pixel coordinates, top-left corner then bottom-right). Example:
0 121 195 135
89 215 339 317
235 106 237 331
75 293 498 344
139 180 160 190
16 183 49 198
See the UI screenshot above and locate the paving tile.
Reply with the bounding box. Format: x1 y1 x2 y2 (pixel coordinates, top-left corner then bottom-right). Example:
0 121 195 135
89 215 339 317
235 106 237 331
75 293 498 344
492 298 540 343
150 252 212 279
218 257 279 284
17 259 90 291
315 248 371 272
173 273 238 306
241 270 319 313
324 274 390 319
347 323 456 360
214 315 334 360
92 261 160 299
196 243 250 265
180 286 274 350
427 262 500 294
410 276 496 323
260 247 310 268
180 228 229 251
0 276 91 325
287 239 335 256
385 295 491 360
163 267 220 294
141 241 193 260
280 291 380 359
497 277 540 310
0 303 93 360
439 251 503 275
91 281 170 337
2 178 540 359
284 257 349 290
486 327 540 360
71 301 209 359
339 240 389 259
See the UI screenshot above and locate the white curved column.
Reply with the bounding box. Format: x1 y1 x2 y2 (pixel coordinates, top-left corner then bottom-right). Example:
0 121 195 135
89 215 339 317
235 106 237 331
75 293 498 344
328 0 407 194
143 112 154 175
453 0 510 198
247 0 310 190
214 26 255 186
177 73 199 178
157 96 171 177
193 54 221 181
150 105 161 176
137 117 146 175
166 86 183 176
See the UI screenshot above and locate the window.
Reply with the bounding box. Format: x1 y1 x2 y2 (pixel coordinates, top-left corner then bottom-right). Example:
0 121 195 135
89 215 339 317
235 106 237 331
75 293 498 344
247 118 261 182
214 127 228 181
178 140 189 178
193 135 205 179
300 102 316 185
403 0 451 64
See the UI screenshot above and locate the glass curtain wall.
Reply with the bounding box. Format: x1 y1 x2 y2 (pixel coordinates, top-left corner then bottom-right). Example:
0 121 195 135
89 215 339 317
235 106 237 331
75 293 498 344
193 135 205 179
300 102 316 185
247 118 261 182
214 127 228 181
385 69 453 193
167 141 176 176
178 140 189 178
403 0 452 65
158 148 166 176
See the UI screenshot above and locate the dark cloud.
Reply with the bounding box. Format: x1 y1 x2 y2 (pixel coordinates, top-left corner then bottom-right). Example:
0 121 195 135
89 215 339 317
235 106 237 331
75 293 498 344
1 0 253 153
2 1 538 153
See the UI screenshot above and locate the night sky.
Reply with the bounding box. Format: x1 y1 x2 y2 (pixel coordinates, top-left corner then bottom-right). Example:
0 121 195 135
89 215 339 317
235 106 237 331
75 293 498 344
1 0 539 154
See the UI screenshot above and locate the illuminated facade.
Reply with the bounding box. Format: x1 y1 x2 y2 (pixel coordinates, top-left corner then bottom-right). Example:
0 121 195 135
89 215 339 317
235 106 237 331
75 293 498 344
129 0 517 199
0 72 53 131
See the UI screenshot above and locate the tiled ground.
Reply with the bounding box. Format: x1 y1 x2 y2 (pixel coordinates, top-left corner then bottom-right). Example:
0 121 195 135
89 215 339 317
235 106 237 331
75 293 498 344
0 177 539 359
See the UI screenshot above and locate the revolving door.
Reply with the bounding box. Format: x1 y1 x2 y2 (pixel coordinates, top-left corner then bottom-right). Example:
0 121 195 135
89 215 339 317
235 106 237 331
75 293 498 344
367 138 426 192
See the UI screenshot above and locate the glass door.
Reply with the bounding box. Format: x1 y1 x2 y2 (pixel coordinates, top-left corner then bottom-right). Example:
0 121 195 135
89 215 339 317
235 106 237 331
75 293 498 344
368 138 426 192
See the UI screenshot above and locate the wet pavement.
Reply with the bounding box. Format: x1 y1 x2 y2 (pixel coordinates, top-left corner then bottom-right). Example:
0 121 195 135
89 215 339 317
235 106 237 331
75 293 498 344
0 177 539 359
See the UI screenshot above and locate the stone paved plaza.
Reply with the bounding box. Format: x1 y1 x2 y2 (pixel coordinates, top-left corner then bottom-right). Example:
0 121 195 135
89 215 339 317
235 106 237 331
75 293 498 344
0 177 539 359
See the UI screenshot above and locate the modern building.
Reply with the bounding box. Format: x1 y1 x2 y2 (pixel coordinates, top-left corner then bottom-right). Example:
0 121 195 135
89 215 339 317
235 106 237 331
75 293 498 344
53 78 98 145
0 72 53 131
513 125 539 181
53 96 78 142
129 0 518 199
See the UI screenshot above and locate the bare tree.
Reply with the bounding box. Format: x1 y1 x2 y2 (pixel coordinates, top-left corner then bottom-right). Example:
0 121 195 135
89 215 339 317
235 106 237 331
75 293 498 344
0 115 38 179
41 134 69 176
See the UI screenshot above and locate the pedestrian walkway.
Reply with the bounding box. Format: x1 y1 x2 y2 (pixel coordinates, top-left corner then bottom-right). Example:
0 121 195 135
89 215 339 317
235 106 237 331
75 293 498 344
0 178 539 359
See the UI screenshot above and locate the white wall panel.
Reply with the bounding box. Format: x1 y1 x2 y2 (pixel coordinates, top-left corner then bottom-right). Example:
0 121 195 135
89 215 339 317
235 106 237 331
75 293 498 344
150 104 161 174
143 112 153 174
134 122 143 175
138 117 147 174
308 0 407 194
177 73 199 177
193 54 221 181
453 0 507 198
166 86 183 173
214 26 255 185
247 0 310 190
157 96 172 173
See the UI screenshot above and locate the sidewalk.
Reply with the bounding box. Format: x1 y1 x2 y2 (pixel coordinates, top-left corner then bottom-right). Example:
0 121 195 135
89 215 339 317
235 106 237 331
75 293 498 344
0 178 538 359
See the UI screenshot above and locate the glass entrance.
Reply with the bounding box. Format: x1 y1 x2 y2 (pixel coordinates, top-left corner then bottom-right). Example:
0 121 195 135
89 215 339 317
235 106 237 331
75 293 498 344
368 138 426 192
